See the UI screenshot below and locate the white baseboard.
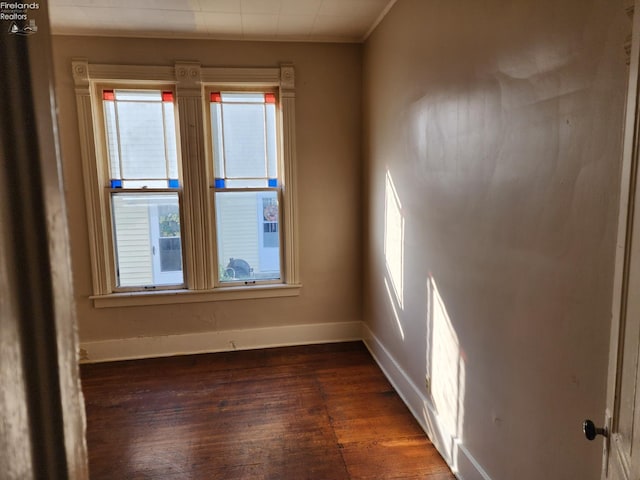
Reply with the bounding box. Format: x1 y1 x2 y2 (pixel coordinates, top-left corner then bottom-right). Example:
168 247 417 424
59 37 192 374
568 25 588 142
456 442 493 480
80 321 363 363
362 324 492 480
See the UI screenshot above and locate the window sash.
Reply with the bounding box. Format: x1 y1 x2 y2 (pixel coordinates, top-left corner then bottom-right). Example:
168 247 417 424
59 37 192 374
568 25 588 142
102 88 179 187
109 190 186 291
209 91 278 188
212 187 283 287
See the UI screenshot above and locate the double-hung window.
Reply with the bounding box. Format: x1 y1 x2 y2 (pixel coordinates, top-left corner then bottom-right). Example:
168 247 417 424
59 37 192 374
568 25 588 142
209 91 281 284
72 61 299 307
102 88 184 289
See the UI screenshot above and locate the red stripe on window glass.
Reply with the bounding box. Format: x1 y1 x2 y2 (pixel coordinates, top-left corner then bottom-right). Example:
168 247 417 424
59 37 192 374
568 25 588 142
210 92 221 103
265 93 276 104
162 91 174 102
102 90 115 101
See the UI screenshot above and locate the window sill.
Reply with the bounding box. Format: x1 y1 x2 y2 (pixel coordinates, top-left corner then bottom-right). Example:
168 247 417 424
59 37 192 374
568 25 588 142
90 283 302 308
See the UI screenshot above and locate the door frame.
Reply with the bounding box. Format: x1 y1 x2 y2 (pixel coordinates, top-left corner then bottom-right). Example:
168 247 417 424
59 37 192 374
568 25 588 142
0 4 89 478
605 0 640 478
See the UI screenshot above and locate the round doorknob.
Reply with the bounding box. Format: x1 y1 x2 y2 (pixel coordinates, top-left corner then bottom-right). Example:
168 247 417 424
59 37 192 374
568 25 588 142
583 419 607 440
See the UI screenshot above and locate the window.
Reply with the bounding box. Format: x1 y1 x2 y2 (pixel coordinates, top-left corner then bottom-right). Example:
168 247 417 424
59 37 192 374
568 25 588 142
72 61 300 307
102 88 184 289
209 91 281 284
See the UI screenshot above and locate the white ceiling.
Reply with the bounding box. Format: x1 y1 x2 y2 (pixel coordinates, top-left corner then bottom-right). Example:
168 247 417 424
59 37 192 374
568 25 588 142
48 0 397 43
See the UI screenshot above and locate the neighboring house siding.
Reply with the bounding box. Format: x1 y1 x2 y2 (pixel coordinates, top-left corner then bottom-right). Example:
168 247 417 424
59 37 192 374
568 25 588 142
217 194 259 273
114 205 152 285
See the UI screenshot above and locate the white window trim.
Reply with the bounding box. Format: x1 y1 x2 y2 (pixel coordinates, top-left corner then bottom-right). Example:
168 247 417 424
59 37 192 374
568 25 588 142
71 59 301 307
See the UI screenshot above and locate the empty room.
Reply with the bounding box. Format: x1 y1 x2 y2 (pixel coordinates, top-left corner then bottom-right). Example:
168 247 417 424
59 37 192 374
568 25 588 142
1 0 638 479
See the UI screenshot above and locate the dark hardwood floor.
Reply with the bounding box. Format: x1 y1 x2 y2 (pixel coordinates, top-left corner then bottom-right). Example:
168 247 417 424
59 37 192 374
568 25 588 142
80 341 455 479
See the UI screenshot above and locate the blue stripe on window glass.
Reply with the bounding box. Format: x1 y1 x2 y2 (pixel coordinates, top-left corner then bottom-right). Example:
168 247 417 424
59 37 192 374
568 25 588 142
110 179 122 188
268 178 278 187
214 178 226 188
168 179 179 188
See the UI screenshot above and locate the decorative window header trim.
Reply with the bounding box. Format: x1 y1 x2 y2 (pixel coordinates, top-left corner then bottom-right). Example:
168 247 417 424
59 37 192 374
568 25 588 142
72 59 291 89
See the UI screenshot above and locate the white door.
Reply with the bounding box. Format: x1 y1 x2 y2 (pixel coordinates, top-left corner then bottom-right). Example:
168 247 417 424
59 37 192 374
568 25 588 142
256 191 280 274
149 204 183 285
602 1 640 478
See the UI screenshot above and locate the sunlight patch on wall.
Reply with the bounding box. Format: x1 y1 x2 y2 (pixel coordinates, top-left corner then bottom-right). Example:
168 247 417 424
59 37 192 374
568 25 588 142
427 275 466 465
384 170 404 309
384 276 405 340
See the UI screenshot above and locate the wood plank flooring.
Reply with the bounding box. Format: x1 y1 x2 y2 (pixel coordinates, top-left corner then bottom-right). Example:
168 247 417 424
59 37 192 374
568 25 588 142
80 341 455 479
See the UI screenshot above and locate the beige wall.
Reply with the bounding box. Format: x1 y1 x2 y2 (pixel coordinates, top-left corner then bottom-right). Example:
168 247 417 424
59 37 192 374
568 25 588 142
52 36 362 342
363 0 629 479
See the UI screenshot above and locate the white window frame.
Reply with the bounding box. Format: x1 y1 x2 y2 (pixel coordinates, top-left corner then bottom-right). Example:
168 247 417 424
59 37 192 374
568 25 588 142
205 88 284 287
72 60 301 308
100 85 185 293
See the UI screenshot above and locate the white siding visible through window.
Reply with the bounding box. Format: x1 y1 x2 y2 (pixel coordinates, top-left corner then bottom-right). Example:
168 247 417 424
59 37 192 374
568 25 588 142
216 193 260 275
112 202 153 286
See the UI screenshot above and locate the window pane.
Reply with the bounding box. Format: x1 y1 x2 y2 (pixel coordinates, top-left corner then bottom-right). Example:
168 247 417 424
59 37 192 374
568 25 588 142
112 192 183 287
225 179 268 188
103 89 178 184
221 92 265 103
266 103 277 179
114 90 162 101
210 103 225 179
222 103 267 179
159 237 182 272
104 101 121 179
117 101 166 179
163 103 179 179
122 180 168 188
215 190 280 282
